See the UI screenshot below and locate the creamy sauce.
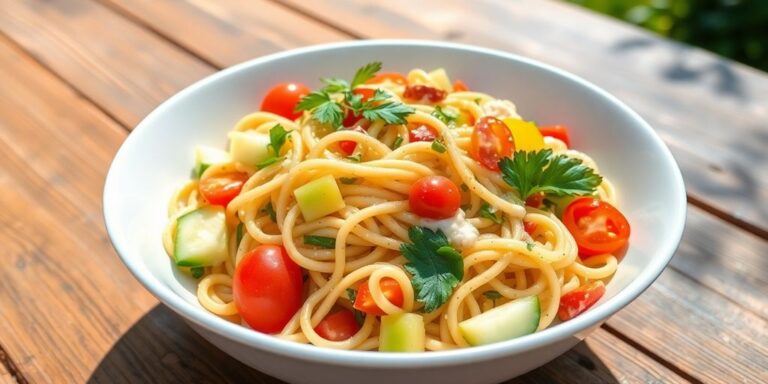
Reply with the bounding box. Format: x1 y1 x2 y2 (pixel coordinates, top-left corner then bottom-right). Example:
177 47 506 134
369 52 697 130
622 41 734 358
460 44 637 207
482 99 521 120
418 209 479 250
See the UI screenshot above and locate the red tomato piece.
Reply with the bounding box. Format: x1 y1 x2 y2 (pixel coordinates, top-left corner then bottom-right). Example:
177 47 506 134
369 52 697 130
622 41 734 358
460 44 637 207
525 192 545 208
539 125 571 148
558 281 606 321
523 221 537 236
338 126 367 155
314 309 361 341
562 198 631 258
409 175 461 220
353 277 404 316
342 88 376 127
198 172 249 206
365 72 407 86
233 245 304 333
403 85 447 103
261 82 311 120
408 123 438 142
452 79 469 92
470 116 514 171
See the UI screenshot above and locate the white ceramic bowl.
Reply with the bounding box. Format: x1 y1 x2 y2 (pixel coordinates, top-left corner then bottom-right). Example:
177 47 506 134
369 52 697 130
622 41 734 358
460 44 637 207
103 40 686 384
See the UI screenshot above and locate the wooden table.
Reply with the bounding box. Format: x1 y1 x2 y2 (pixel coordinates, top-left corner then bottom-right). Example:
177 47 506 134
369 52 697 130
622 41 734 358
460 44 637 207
1 0 766 382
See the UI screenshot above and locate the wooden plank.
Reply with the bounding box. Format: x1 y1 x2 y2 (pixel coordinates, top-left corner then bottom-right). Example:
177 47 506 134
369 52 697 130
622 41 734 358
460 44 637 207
0 30 680 384
275 0 768 233
0 0 214 127
98 0 348 68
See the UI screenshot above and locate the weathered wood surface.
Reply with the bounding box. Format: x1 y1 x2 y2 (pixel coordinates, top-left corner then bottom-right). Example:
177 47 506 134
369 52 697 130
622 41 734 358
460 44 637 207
0 0 766 383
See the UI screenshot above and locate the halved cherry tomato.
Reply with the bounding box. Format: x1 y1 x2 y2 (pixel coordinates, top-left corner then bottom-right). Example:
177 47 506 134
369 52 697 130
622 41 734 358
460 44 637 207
353 277 404 316
523 221 537 236
409 175 461 220
338 126 367 155
314 309 361 341
408 123 438 142
452 79 469 92
365 72 407 86
558 281 606 321
562 198 631 258
525 192 545 208
233 245 304 333
198 172 249 206
403 85 446 103
539 125 571 148
261 82 311 120
470 116 514 171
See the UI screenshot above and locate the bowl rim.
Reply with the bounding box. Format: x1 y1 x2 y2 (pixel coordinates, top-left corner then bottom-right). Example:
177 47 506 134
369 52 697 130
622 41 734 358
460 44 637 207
103 39 687 368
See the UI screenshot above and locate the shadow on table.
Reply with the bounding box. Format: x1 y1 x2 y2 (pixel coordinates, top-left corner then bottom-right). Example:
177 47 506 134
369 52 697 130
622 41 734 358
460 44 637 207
87 304 619 384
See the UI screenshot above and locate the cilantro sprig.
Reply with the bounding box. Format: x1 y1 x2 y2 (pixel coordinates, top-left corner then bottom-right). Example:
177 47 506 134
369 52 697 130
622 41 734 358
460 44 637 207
401 227 464 313
498 149 602 200
295 62 414 127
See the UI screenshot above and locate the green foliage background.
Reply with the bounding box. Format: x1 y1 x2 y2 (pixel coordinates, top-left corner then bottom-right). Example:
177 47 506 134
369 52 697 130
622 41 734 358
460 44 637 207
566 0 768 72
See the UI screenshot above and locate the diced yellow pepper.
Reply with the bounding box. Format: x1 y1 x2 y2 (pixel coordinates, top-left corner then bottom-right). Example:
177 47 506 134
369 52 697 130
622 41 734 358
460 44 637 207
503 118 545 151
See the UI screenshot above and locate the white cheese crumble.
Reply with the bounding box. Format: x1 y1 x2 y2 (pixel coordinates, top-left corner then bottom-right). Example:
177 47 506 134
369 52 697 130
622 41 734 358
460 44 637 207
418 209 479 250
482 99 521 120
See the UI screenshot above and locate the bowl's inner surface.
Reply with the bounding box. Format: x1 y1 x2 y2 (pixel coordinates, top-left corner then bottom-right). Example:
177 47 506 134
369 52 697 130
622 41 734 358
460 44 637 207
106 42 684 358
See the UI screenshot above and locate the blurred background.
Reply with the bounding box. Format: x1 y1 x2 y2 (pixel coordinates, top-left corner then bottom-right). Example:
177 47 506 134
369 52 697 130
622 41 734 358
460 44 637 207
567 0 768 72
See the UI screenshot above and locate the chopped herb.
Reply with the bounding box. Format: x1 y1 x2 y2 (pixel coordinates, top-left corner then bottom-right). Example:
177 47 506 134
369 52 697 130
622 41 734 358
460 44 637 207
190 267 204 279
304 235 336 249
351 61 382 88
474 98 482 105
431 140 447 153
431 105 458 125
460 183 469 192
482 290 502 306
346 288 357 303
499 149 603 200
256 155 284 169
267 124 290 156
346 153 362 162
236 222 245 245
526 242 535 251
401 227 464 312
479 203 502 224
339 177 358 184
346 288 366 324
261 202 276 222
392 136 404 149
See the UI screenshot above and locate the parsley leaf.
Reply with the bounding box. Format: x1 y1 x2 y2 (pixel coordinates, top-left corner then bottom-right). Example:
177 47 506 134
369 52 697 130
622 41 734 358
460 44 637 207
479 203 502 224
431 105 458 125
362 101 415 125
401 227 464 313
304 235 336 249
267 124 290 156
498 149 602 200
312 99 344 127
295 91 331 112
321 77 350 93
351 61 382 88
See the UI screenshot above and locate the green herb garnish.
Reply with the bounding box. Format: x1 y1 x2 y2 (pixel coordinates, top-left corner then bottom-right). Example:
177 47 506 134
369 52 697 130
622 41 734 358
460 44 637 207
479 203 502 224
431 140 447 153
304 235 336 249
401 227 464 313
261 202 276 222
498 149 602 200
431 105 458 125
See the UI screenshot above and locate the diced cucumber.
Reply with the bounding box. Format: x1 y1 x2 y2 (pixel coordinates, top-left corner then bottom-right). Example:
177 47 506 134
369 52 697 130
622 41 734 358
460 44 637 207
228 131 271 167
293 175 345 222
428 68 453 92
379 313 425 352
174 206 229 267
459 295 540 346
194 145 230 178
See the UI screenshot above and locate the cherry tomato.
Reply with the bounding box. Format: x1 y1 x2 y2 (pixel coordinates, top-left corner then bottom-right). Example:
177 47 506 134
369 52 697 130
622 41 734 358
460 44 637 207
562 198 631 258
342 88 376 127
523 221 537 236
366 72 407 86
260 82 311 120
338 126 367 155
233 245 304 333
409 175 461 220
452 80 469 92
403 85 446 103
470 116 514 171
525 192 544 208
314 309 361 341
198 172 249 206
558 281 606 321
408 123 438 142
353 278 404 316
539 125 571 148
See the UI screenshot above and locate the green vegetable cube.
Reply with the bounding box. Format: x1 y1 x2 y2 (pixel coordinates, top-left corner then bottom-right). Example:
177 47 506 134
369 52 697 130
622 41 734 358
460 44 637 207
293 175 345 222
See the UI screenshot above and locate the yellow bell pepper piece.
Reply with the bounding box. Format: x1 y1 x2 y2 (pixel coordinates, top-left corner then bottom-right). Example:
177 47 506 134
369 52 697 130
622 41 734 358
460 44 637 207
503 118 545 151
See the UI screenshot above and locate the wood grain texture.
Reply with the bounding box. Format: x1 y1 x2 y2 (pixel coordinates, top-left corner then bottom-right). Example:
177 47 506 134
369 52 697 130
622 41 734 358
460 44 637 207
275 0 768 233
0 0 214 127
0 25 685 384
99 0 348 68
